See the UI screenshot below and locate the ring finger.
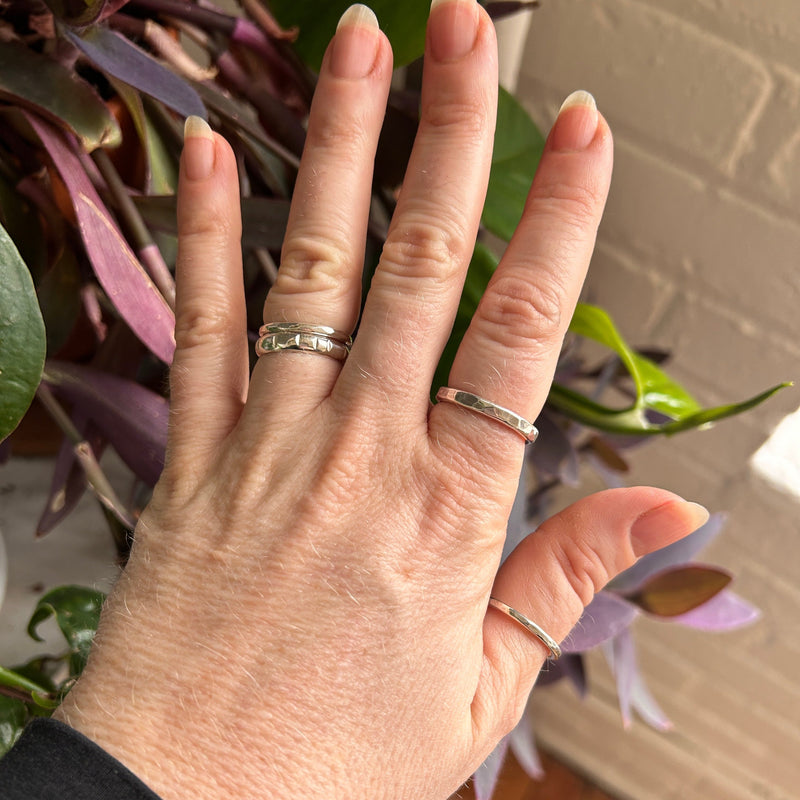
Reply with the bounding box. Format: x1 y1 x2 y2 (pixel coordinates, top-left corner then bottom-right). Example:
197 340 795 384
249 5 393 406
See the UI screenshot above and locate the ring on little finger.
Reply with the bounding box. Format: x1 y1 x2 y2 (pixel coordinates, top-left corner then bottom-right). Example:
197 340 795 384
255 322 353 362
488 597 562 660
435 388 539 444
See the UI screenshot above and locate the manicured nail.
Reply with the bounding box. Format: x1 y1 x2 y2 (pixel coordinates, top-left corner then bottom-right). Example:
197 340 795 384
330 4 380 79
551 90 599 151
183 116 215 180
630 500 710 557
429 0 479 62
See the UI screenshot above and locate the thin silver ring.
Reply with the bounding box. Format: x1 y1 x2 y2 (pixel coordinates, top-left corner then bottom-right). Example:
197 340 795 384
488 597 561 660
435 388 538 444
259 322 352 346
255 331 350 361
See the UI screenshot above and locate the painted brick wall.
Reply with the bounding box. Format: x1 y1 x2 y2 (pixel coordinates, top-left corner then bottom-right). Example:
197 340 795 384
510 2 800 798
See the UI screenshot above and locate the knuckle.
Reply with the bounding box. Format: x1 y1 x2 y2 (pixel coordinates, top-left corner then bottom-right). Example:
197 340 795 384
550 536 612 608
479 272 565 346
380 217 463 283
179 209 241 242
309 109 372 156
531 179 602 230
276 234 350 296
175 300 234 351
421 92 491 139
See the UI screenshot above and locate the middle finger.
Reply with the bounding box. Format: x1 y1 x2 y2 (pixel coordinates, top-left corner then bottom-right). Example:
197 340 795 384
340 0 498 409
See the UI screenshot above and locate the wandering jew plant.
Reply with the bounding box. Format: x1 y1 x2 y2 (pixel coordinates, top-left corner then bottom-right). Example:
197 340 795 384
0 0 788 793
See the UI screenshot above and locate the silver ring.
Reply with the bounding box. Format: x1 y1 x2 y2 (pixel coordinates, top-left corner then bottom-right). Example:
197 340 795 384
259 322 352 346
488 597 561 660
255 331 350 361
435 388 538 444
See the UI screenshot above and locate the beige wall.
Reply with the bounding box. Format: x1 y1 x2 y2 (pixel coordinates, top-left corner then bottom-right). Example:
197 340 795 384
511 2 800 798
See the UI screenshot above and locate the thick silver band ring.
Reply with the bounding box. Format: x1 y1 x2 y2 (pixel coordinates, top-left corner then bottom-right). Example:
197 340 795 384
488 597 561 660
435 388 539 444
258 322 352 346
255 331 350 361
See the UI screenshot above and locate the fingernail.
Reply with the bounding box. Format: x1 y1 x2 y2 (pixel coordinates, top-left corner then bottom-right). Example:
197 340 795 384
551 90 599 151
630 500 710 557
330 4 380 79
429 0 479 62
183 116 215 180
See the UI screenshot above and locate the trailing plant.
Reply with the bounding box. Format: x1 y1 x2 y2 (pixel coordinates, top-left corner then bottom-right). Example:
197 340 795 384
0 0 788 794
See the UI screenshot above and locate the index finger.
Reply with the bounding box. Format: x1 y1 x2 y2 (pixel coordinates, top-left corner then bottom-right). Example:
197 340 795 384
430 93 614 462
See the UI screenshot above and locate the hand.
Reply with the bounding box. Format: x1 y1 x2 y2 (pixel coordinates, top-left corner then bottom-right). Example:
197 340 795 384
54 2 708 798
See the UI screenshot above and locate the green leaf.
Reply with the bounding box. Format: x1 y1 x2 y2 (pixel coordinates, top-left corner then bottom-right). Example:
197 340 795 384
433 242 498 395
547 304 791 435
0 695 27 758
482 87 545 241
27 586 106 677
660 383 792 433
628 565 732 617
110 80 178 195
269 0 430 71
0 41 121 151
569 304 701 419
0 222 46 442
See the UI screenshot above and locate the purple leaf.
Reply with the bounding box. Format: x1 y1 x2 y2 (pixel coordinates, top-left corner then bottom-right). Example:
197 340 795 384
609 512 727 593
604 629 672 731
536 653 587 697
605 628 635 728
62 27 206 120
26 113 175 364
528 411 579 486
43 361 167 487
629 676 673 732
502 460 529 563
509 711 544 780
36 409 106 537
562 592 639 653
671 589 761 631
473 736 509 800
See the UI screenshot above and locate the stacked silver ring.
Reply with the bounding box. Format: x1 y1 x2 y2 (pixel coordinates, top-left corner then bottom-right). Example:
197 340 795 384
255 322 353 362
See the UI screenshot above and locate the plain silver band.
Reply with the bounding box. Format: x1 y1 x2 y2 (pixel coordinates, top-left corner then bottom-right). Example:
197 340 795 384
259 322 352 346
488 597 562 660
435 388 539 444
255 332 350 361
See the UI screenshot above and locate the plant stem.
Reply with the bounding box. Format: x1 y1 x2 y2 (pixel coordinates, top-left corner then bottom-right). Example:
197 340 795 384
91 149 176 308
35 383 137 532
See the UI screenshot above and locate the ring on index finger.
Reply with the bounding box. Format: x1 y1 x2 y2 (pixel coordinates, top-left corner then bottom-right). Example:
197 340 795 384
435 388 539 444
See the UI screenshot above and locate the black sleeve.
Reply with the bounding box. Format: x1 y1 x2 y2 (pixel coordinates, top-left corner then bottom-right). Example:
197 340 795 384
0 718 163 800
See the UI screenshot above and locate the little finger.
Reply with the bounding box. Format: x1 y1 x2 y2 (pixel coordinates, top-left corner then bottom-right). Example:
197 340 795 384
168 121 248 478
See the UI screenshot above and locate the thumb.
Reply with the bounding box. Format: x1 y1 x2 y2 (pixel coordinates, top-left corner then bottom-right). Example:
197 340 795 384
472 487 709 743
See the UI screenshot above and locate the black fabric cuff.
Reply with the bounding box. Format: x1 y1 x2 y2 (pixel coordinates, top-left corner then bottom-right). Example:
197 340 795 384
0 717 163 800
